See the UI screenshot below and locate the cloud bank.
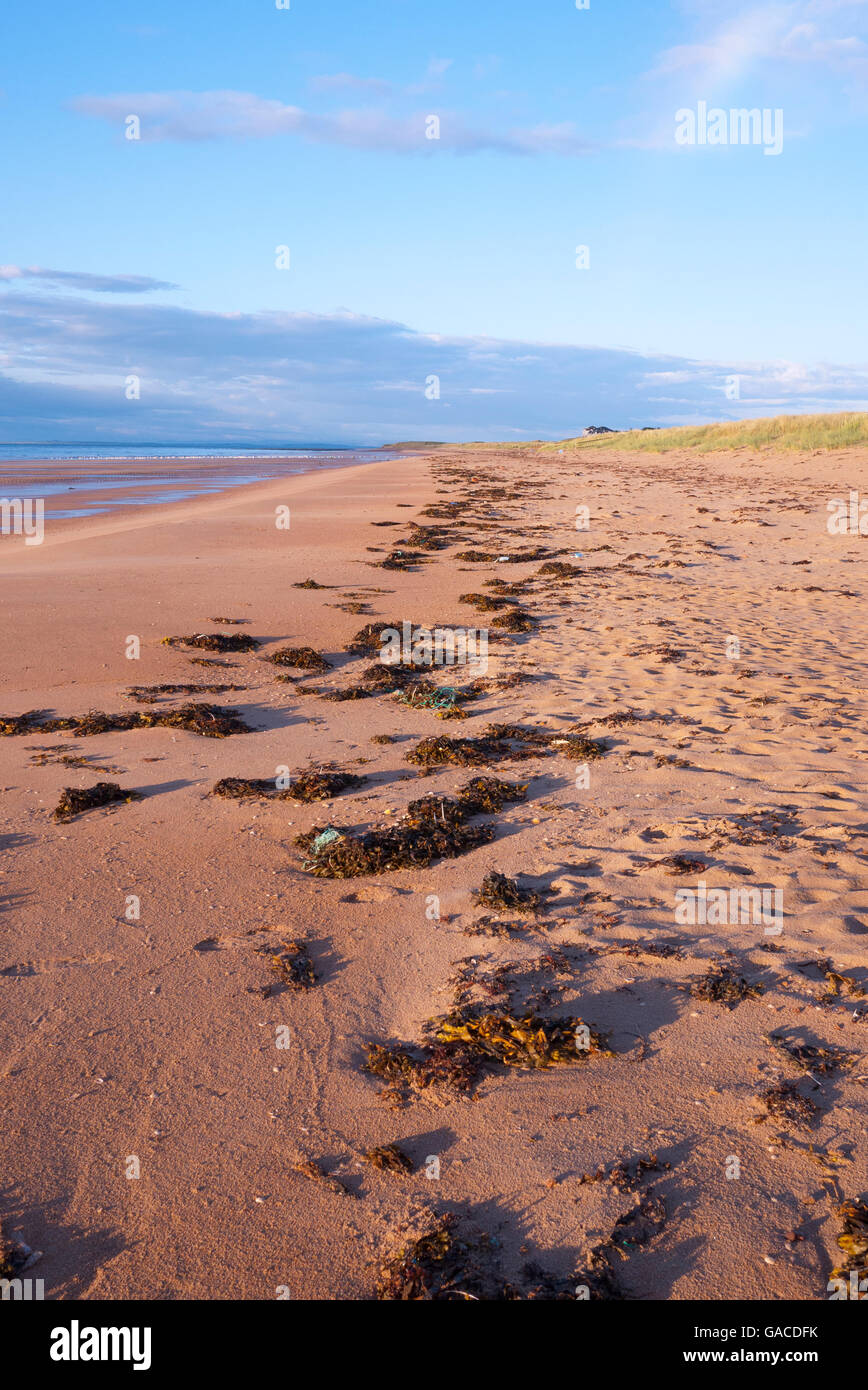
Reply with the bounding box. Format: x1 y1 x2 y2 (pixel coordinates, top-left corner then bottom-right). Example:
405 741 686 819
1 281 866 444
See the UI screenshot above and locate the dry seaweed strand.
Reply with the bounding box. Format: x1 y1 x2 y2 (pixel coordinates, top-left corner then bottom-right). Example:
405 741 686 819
364 1143 413 1175
472 871 540 914
53 783 143 822
257 938 316 992
162 632 258 653
266 646 332 672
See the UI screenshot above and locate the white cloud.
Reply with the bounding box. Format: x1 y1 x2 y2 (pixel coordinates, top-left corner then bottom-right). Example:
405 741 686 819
71 89 592 155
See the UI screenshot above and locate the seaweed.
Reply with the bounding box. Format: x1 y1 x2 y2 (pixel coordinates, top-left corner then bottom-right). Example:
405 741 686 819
764 1033 855 1075
364 1143 413 1175
22 704 251 739
830 1199 868 1292
458 592 511 612
380 550 427 570
472 871 540 914
547 732 607 760
454 550 498 563
0 710 44 736
346 622 403 654
432 1009 610 1070
405 724 600 768
123 683 245 700
371 733 397 744
537 561 582 578
292 579 333 589
689 962 763 1006
266 646 332 672
295 806 495 877
29 746 119 772
761 1080 817 1127
490 608 537 633
212 777 277 799
395 684 468 718
53 782 143 822
209 616 247 624
212 768 366 802
650 854 707 875
482 580 528 596
162 632 259 653
293 1159 351 1196
325 663 416 701
579 1154 671 1193
257 937 316 991
376 1217 502 1300
457 776 528 813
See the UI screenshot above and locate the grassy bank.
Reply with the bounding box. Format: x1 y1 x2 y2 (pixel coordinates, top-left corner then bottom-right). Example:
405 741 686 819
539 412 868 454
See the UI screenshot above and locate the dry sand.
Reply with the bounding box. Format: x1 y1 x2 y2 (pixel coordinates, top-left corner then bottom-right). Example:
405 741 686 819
0 445 865 1300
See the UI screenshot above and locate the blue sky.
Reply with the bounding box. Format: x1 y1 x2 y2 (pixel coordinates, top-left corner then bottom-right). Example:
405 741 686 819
2 0 868 443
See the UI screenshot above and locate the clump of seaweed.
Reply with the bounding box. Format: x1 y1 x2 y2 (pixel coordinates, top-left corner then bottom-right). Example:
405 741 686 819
432 1010 610 1071
292 579 332 589
405 724 599 768
458 592 511 612
395 684 468 718
490 608 536 633
53 782 143 822
2 704 252 739
649 854 707 875
371 733 396 744
295 801 495 877
364 1143 413 1175
689 961 763 1006
378 1216 526 1300
455 550 498 563
547 732 607 760
482 580 528 596
380 550 426 570
579 1153 671 1193
212 777 277 799
325 664 416 701
472 872 540 914
123 683 245 700
761 1080 817 1127
0 710 44 736
257 937 316 992
290 769 367 802
537 561 582 578
457 776 528 813
163 632 259 653
75 703 250 739
209 616 247 624
346 622 403 655
830 1199 868 1293
266 646 332 672
212 768 366 802
764 1033 855 1076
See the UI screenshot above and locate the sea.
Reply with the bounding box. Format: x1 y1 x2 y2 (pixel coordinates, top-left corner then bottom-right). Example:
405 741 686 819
0 444 388 519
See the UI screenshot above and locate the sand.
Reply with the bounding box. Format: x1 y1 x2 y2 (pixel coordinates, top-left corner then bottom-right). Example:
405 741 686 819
0 444 865 1300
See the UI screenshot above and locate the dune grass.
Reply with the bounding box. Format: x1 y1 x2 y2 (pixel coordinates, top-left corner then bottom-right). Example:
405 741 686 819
539 412 868 455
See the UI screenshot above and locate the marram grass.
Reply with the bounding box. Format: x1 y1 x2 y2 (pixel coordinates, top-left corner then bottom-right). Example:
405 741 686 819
539 412 868 455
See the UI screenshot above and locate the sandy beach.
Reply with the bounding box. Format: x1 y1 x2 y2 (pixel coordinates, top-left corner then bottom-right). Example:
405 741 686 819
1 443 865 1301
